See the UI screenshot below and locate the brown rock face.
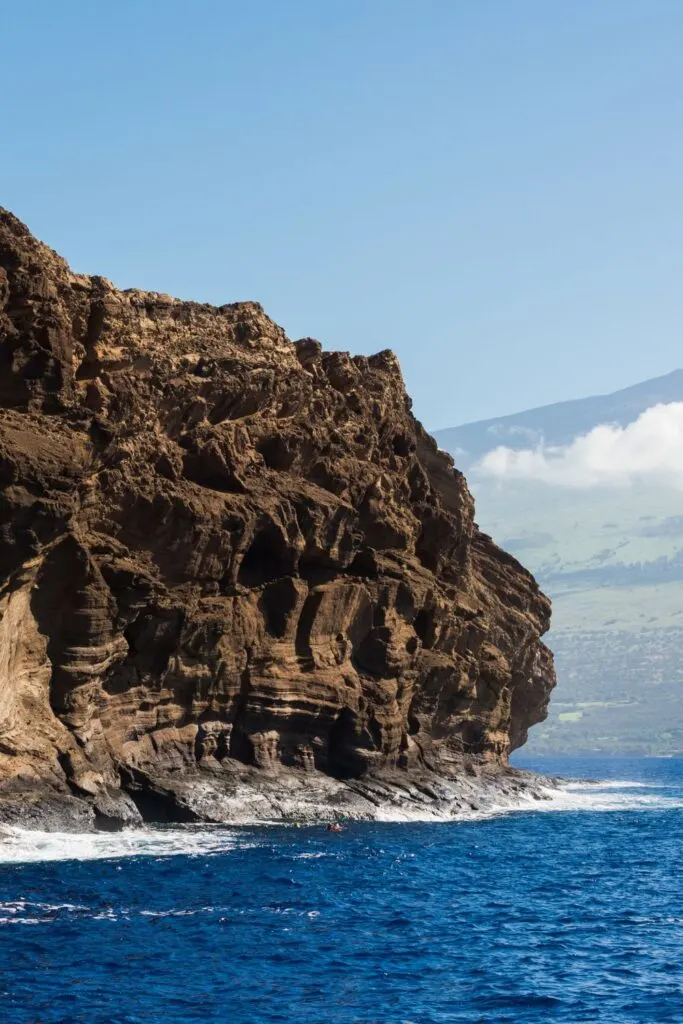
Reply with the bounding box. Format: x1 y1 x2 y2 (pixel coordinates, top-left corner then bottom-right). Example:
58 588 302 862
0 209 555 827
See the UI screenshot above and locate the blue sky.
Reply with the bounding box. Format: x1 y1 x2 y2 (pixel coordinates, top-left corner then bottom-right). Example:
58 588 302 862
2 1 682 428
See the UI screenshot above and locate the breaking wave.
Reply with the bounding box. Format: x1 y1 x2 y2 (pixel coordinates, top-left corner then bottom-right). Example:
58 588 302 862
373 778 683 823
0 776 679 864
0 823 254 864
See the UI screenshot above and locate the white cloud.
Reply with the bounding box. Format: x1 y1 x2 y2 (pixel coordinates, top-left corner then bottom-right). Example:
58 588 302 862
475 402 683 489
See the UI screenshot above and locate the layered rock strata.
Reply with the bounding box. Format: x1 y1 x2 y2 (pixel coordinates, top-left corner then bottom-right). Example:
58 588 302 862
0 209 555 829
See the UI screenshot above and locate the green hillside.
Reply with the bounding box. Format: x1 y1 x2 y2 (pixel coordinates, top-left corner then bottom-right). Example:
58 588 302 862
467 479 683 755
434 374 683 756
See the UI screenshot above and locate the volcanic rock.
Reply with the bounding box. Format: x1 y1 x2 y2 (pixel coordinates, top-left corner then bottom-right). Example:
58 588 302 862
0 209 555 828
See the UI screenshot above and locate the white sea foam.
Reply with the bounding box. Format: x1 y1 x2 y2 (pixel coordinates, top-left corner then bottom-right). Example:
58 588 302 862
0 899 225 925
0 900 90 925
561 779 650 790
0 824 251 864
470 781 683 820
373 779 683 823
0 779 679 863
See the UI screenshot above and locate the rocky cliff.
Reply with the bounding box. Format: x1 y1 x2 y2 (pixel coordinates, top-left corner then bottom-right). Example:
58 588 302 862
0 209 555 828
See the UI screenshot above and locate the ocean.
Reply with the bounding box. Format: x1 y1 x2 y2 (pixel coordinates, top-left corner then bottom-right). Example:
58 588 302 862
0 756 681 1023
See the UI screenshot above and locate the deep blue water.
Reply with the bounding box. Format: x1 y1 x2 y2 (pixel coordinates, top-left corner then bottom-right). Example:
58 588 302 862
1 756 682 1024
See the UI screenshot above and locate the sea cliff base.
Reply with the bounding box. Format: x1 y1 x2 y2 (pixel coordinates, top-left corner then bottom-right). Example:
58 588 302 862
0 762 557 832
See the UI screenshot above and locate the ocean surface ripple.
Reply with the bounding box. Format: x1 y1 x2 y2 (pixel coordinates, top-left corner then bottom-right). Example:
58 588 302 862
1 756 682 1023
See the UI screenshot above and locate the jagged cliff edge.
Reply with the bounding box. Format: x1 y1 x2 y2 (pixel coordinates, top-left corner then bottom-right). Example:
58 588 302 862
0 209 555 828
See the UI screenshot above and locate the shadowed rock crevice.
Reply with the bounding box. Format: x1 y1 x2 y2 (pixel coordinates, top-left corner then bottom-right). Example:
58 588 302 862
238 525 296 586
0 207 555 828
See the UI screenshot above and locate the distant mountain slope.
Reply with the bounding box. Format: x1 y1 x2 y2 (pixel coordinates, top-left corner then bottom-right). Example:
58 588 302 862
434 369 683 465
433 370 683 756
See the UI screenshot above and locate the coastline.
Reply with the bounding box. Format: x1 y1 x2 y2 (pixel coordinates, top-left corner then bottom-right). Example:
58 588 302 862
0 210 556 852
0 762 559 833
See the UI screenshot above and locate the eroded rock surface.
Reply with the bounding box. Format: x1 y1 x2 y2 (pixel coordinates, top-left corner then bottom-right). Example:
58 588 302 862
0 209 555 828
